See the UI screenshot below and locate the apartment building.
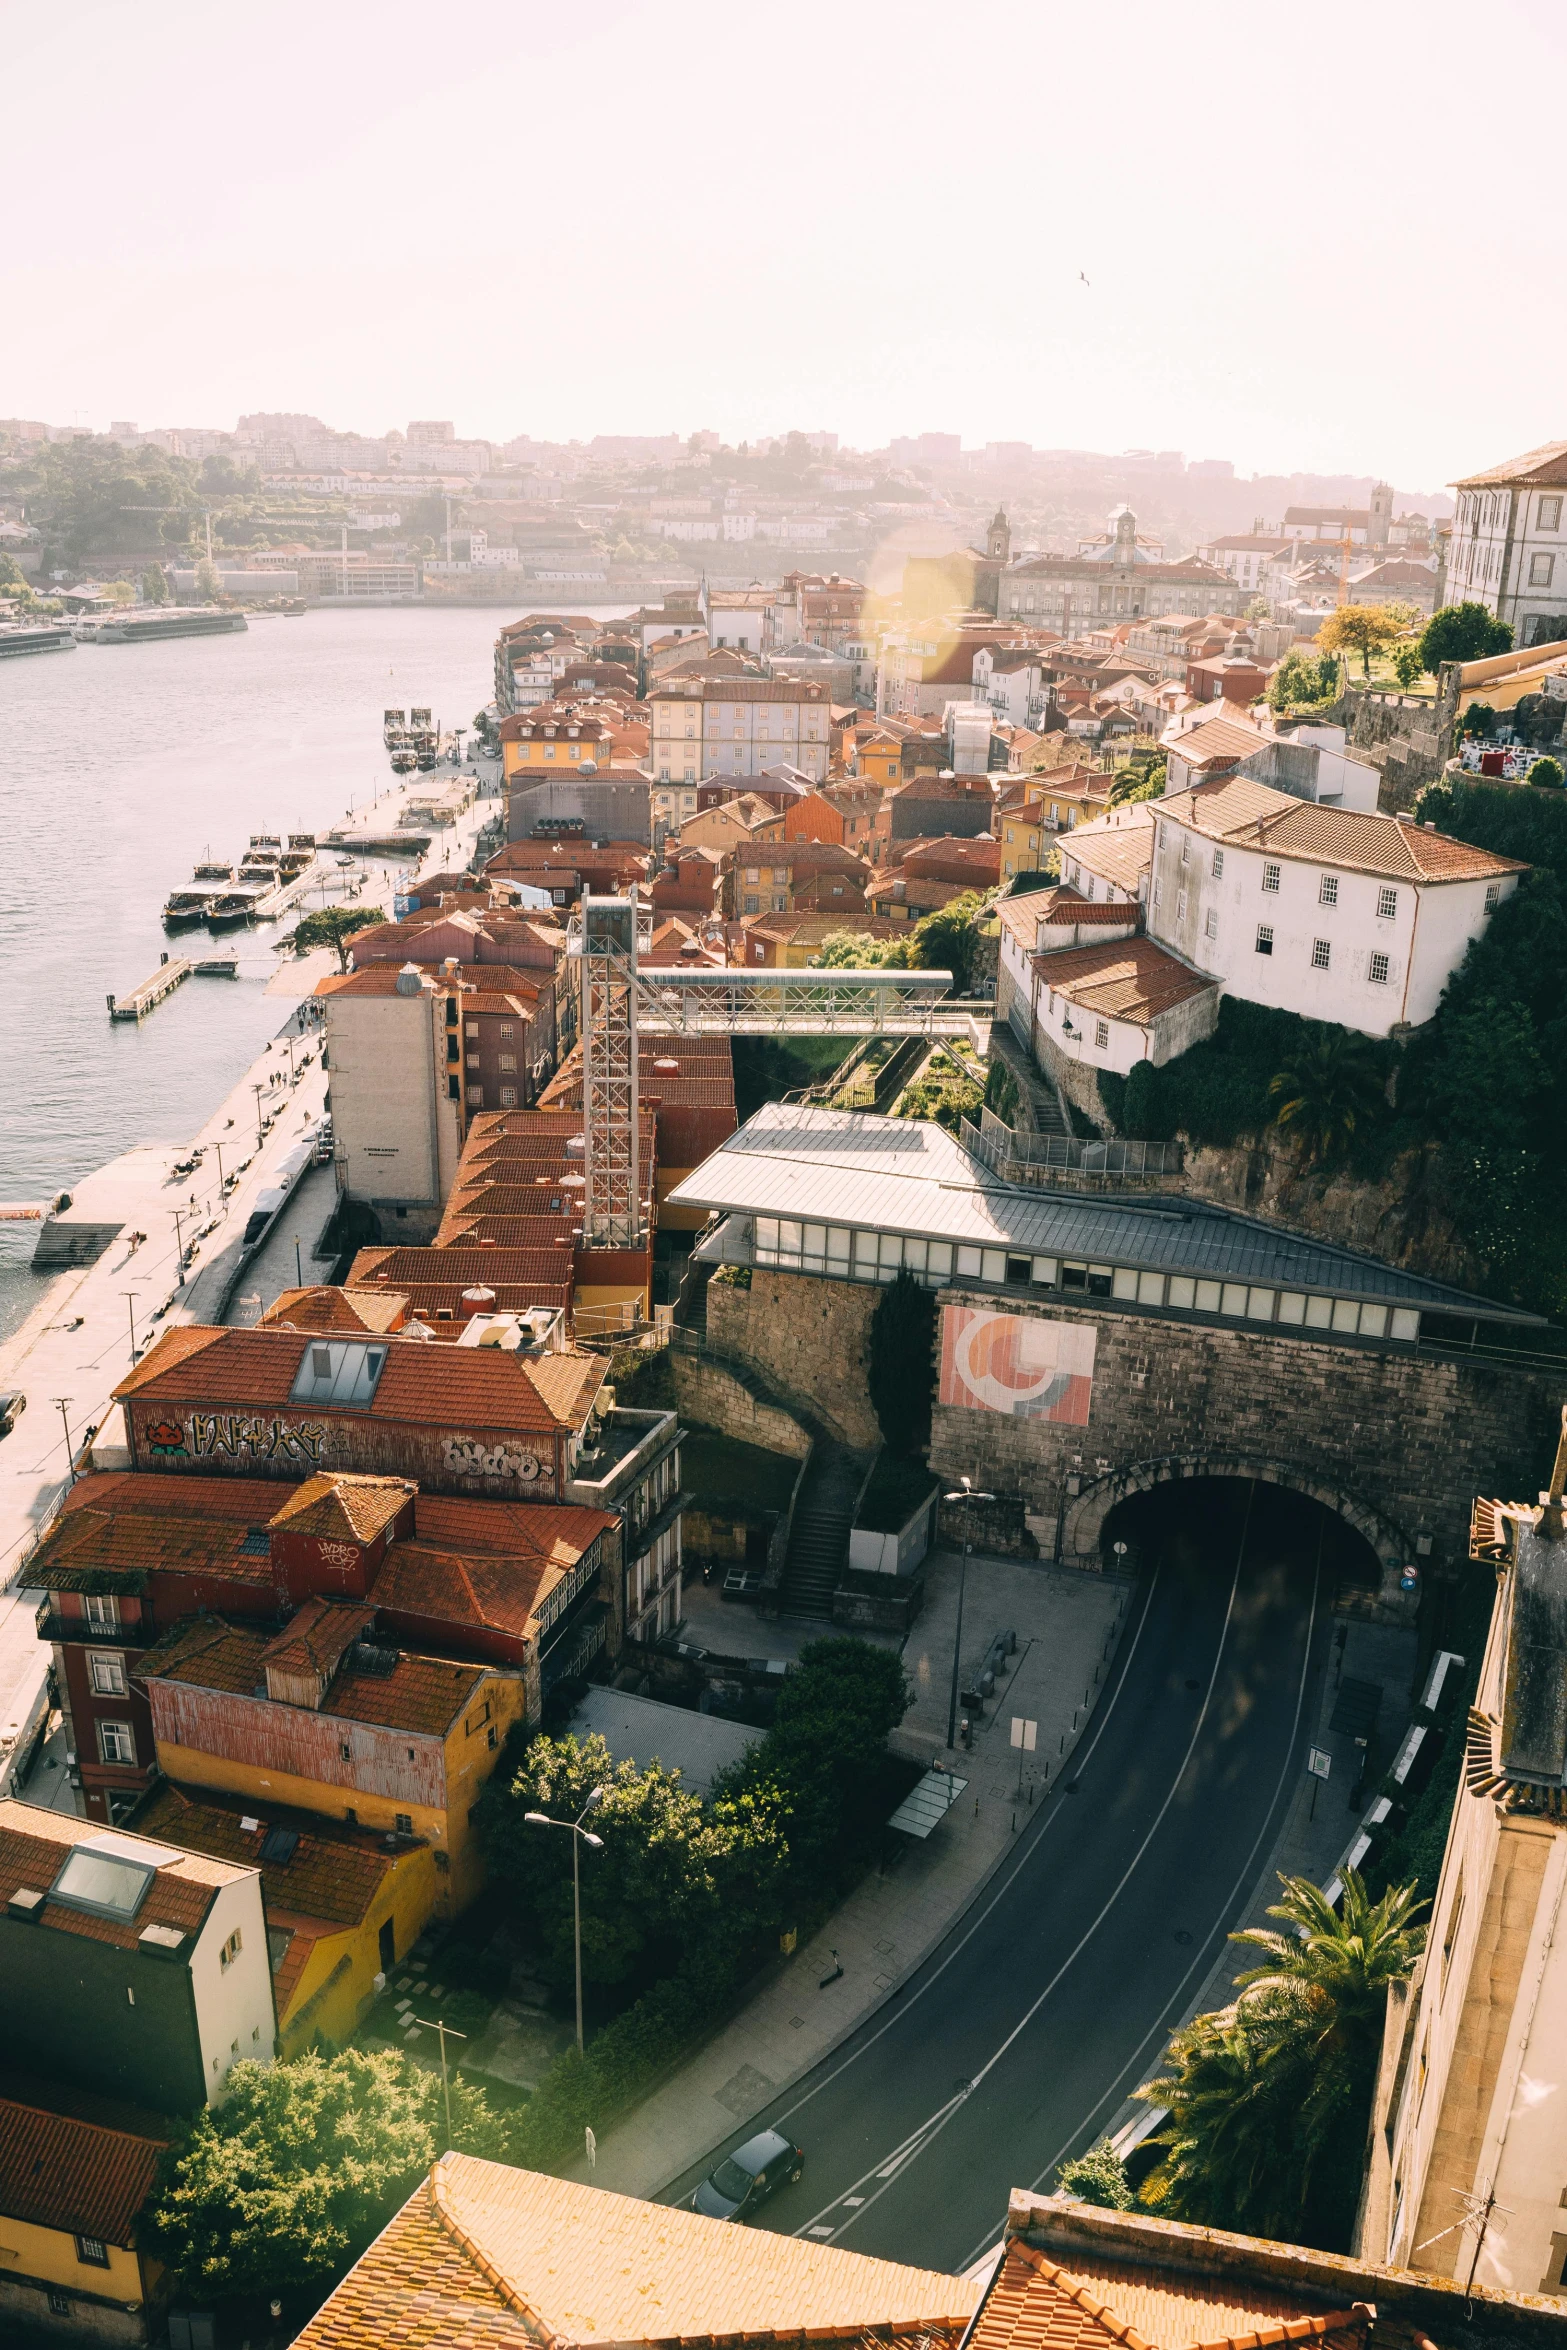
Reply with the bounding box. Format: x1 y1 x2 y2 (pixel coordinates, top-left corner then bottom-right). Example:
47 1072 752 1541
1444 441 1567 648
648 678 831 783
0 2075 169 2348
720 840 868 920
1145 775 1526 1036
317 962 467 1237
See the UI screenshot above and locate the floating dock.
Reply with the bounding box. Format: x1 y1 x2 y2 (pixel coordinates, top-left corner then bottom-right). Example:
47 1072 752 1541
107 955 193 1020
193 955 239 978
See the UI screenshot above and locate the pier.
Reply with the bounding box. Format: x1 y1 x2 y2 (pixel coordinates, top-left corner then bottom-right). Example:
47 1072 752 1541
107 954 193 1020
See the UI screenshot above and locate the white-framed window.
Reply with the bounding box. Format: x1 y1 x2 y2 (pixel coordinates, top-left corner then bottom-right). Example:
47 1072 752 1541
84 1592 119 1629
1378 886 1399 919
1368 952 1390 985
1485 882 1501 911
1540 495 1562 531
466 1083 483 1104
1212 849 1224 878
1531 552 1555 587
1256 925 1274 955
1262 862 1281 893
75 2237 109 2269
1204 908 1218 938
498 1053 517 1072
1312 939 1331 970
498 1086 518 1108
1095 1019 1110 1049
1152 880 1162 907
1319 874 1338 905
98 1719 136 1766
220 1928 243 1971
89 1652 126 1697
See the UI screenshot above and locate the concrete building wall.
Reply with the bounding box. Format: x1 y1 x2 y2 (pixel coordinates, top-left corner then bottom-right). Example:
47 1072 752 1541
324 986 462 1237
507 774 651 846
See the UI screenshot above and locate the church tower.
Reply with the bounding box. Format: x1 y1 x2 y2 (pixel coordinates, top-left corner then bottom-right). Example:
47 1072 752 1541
987 507 1011 564
1369 482 1393 550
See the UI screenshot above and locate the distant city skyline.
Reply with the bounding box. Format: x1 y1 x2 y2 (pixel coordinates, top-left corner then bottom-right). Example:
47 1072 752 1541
6 0 1564 490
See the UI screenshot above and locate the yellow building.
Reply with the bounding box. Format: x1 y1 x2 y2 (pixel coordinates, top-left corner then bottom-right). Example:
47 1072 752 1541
135 1781 439 2056
0 2079 168 2347
138 1618 526 1917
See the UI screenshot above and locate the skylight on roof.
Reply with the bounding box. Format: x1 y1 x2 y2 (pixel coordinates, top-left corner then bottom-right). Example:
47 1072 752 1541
289 1339 389 1412
50 1831 172 1921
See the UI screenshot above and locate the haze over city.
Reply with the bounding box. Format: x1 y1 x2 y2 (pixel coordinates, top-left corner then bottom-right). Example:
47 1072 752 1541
8 0 1566 486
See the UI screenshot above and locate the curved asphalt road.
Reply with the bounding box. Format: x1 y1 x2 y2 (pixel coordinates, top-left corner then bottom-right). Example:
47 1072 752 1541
663 1480 1330 2273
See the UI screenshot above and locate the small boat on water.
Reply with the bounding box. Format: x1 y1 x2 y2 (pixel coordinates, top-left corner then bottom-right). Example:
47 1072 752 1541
391 750 417 774
90 608 248 643
192 857 233 883
208 884 270 930
0 622 75 658
162 887 216 930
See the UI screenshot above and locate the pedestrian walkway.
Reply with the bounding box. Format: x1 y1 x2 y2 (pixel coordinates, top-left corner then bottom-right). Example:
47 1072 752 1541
578 1549 1126 2201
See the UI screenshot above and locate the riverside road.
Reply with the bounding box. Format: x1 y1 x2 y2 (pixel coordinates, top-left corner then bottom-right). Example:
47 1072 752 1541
662 1481 1336 2273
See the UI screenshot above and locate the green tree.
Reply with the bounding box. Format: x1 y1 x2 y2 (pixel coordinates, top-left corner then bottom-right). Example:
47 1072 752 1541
811 928 914 969
293 904 385 972
142 562 171 605
1267 649 1335 712
1109 753 1166 806
1268 1026 1386 1162
141 2048 510 2300
1460 701 1496 739
1318 603 1401 680
1140 1871 1425 2249
867 1268 936 1455
1418 601 1513 671
911 887 996 993
1057 2142 1134 2209
1389 640 1425 690
193 557 222 601
1531 755 1565 788
479 1731 789 1990
744 1635 909 1882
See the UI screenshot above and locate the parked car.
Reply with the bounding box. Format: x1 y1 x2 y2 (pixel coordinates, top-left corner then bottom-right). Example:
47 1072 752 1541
692 2128 803 2221
0 1392 26 1439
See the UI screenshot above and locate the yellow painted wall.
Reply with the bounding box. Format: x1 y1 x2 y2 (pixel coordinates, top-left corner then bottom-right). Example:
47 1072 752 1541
0 2215 147 2303
278 1847 439 2054
656 1165 704 1229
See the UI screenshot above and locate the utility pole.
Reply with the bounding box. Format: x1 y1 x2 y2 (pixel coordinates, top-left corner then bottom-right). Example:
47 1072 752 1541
945 1477 994 1749
52 1397 75 1486
411 2016 467 2147
172 1208 187 1286
121 1291 141 1363
252 1082 266 1145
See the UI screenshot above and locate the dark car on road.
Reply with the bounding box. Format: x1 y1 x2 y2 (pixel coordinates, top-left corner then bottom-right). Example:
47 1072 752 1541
0 1393 25 1440
692 2128 804 2221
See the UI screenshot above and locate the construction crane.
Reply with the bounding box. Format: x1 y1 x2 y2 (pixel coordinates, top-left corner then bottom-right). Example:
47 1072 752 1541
569 893 990 1251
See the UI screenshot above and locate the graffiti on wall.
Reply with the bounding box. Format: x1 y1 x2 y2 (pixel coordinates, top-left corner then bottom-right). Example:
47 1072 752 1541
177 1413 330 1465
443 1435 547 1487
938 1307 1096 1425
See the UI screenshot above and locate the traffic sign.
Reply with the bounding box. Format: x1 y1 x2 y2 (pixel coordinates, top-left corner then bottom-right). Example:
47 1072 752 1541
1307 1747 1332 1779
1010 1717 1038 1752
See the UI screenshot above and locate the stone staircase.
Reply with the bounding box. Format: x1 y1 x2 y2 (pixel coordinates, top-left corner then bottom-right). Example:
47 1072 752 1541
777 1439 865 1622
987 1017 1071 1139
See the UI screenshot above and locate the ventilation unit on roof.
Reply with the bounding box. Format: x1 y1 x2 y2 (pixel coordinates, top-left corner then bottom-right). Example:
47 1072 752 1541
349 1641 401 1676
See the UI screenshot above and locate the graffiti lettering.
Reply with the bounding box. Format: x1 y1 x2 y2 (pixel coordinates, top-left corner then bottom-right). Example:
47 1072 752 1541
188 1413 327 1465
443 1435 546 1486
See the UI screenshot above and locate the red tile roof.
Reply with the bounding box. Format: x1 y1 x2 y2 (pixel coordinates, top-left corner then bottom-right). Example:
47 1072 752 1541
0 1798 246 1954
1453 439 1567 490
1160 777 1528 882
0 2076 168 2247
1033 937 1218 1026
140 1620 492 1736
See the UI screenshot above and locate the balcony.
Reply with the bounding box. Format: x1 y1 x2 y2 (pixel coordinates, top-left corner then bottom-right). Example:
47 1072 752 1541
36 1604 142 1647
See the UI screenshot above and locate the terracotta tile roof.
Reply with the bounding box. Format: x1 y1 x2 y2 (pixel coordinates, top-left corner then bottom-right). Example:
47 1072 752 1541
1452 439 1567 490
972 2240 1368 2350
114 1324 602 1439
1167 717 1271 771
1160 778 1528 882
135 1783 394 1932
995 889 1134 952
1034 937 1217 1026
260 1287 410 1335
348 1247 582 1293
270 1474 416 1543
0 1797 245 1953
294 2154 979 2350
31 1483 278 1592
0 2076 168 2247
261 1597 378 1678
140 1620 491 1737
1060 811 1156 899
372 1513 610 1642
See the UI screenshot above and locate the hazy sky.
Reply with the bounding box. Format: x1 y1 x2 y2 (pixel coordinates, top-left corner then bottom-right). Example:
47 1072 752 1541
7 0 1561 490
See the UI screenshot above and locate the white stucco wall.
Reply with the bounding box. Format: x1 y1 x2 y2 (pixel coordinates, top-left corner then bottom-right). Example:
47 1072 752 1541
190 1871 276 2101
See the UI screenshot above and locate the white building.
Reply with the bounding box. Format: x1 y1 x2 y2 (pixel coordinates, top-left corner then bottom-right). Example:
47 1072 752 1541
316 962 466 1236
648 678 830 783
1196 533 1293 596
1445 442 1567 649
972 644 1047 729
1145 774 1525 1036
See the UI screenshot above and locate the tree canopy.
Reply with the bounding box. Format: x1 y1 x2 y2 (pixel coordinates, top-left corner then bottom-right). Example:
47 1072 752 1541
910 887 996 993
1268 1027 1386 1162
1266 648 1340 711
1418 601 1513 670
1317 604 1401 678
293 904 384 971
810 928 914 969
868 1268 936 1455
141 2048 510 2300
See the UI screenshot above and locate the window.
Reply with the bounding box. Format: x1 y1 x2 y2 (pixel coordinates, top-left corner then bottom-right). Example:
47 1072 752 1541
84 1592 119 1630
1541 496 1562 531
89 1651 126 1696
1531 552 1555 587
1312 938 1331 970
1255 925 1274 955
75 2237 109 2269
219 1927 243 1971
498 1052 517 1072
1212 849 1224 878
1368 951 1390 984
1319 874 1338 905
498 1086 517 1108
1262 862 1281 893
1176 889 1187 922
1095 1019 1110 1049
394 1813 413 1836
48 2291 71 2317
1204 908 1218 939
97 1720 135 1765
1377 886 1399 919
466 1083 483 1104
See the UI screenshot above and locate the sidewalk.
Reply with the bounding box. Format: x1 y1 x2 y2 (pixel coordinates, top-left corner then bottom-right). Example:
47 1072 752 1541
578 1549 1129 2200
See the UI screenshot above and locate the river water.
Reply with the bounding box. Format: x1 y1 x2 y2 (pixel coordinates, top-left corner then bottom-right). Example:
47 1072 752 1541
0 604 625 1343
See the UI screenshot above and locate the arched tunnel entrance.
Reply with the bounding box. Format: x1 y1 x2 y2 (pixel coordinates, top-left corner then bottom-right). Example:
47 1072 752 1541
1065 1454 1415 1619
1099 1474 1383 1607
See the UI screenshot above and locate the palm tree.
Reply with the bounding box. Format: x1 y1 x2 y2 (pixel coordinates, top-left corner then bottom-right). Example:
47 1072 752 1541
1232 1869 1426 2045
1138 1999 1312 2239
1268 1026 1386 1163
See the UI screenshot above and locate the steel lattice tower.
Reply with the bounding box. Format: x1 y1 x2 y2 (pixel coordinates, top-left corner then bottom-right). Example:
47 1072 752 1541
578 895 645 1250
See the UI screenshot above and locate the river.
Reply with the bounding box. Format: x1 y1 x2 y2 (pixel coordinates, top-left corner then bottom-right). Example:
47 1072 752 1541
0 603 626 1343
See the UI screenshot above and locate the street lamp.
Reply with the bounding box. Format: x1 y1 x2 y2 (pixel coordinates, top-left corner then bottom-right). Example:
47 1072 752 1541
945 1476 995 1750
251 1082 266 1146
52 1397 75 1487
121 1290 142 1364
172 1208 187 1287
524 1788 605 2053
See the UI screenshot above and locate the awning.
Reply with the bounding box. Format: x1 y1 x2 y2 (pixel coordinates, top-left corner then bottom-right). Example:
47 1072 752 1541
887 1766 968 1839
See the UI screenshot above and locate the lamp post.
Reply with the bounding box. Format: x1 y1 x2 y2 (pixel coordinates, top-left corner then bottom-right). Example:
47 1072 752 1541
171 1208 187 1286
524 1788 604 2053
121 1290 141 1364
251 1082 266 1146
945 1476 994 1750
52 1397 75 1487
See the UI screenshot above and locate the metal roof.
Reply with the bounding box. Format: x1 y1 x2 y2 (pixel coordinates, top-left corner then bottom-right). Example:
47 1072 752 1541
667 1104 1543 1322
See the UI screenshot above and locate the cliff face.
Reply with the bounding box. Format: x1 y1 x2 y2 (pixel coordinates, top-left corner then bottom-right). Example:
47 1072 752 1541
1180 1134 1486 1293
